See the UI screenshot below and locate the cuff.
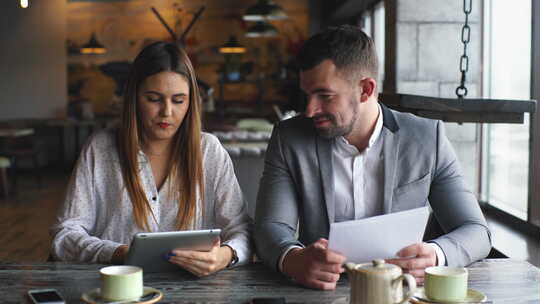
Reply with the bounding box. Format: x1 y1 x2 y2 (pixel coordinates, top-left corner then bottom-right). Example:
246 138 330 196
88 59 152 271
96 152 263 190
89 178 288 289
101 240 125 264
427 242 446 266
221 244 239 268
221 238 249 266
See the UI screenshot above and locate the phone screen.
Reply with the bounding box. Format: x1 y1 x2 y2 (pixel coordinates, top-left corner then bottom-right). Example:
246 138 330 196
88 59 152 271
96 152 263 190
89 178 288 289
251 297 286 304
28 290 65 304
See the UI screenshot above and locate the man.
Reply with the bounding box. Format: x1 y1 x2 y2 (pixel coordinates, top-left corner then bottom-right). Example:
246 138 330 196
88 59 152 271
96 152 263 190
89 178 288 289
254 25 491 290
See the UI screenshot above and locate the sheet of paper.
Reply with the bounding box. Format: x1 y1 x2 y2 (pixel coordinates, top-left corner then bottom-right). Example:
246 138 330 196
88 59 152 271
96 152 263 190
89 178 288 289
328 206 430 263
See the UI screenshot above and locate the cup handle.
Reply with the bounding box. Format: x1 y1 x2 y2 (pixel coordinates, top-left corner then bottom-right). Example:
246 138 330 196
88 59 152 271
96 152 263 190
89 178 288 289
394 273 416 304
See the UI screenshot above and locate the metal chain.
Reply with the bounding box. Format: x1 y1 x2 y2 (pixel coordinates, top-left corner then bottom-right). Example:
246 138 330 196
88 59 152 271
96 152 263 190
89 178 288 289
456 0 472 98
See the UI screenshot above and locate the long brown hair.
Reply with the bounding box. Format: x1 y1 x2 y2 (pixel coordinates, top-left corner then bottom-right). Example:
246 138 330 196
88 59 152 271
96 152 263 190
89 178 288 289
118 42 204 231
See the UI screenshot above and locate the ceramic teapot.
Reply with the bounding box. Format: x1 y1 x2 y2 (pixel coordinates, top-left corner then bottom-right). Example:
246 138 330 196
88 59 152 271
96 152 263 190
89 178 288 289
345 259 416 304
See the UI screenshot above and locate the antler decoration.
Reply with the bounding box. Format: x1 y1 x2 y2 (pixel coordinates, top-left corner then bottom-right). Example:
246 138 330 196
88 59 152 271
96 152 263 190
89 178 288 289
150 6 206 46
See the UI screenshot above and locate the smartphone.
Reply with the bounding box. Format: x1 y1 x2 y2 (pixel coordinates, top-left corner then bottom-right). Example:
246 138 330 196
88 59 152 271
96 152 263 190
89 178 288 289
250 297 286 304
27 289 66 304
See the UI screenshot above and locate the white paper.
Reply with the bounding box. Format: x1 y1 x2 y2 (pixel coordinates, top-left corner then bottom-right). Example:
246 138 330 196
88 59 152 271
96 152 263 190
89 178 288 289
328 206 430 263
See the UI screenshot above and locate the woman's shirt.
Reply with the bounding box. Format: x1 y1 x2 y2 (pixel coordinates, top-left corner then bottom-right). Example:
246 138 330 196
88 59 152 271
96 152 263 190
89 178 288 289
50 130 252 265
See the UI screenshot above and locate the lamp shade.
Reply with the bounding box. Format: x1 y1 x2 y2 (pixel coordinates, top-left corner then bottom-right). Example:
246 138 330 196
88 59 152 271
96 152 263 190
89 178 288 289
245 21 278 38
219 35 246 54
80 33 106 55
243 0 287 21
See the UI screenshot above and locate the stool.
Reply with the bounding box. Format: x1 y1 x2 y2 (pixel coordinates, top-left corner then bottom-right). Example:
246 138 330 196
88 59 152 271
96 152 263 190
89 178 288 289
0 156 10 199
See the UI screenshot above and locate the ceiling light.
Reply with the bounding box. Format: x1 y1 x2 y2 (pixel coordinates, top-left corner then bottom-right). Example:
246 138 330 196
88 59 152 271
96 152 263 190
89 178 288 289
80 33 107 55
219 36 246 54
245 21 278 38
243 0 287 21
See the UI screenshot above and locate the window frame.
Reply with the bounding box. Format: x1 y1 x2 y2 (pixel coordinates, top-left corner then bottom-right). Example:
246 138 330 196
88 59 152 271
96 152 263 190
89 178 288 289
529 0 540 227
479 0 540 233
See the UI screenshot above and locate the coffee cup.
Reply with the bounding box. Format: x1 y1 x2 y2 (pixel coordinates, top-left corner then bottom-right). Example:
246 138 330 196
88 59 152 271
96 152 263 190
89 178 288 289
424 266 468 302
100 265 143 301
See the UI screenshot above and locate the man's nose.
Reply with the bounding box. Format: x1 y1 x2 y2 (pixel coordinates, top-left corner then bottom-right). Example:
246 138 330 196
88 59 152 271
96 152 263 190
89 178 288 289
305 97 320 118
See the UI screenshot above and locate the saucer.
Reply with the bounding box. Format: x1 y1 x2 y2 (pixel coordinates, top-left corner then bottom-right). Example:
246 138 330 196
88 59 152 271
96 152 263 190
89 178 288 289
411 287 487 303
81 286 163 304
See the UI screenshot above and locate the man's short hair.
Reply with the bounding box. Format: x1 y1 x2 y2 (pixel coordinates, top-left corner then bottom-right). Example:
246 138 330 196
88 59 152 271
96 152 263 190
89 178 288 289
297 25 378 81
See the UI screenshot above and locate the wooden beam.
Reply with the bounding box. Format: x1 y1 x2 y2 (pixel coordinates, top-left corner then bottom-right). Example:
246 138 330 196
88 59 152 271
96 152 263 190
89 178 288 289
329 0 378 24
380 93 537 124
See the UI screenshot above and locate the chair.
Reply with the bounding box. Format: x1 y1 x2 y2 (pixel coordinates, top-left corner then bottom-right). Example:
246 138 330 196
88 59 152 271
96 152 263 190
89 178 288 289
0 156 10 199
1 134 45 192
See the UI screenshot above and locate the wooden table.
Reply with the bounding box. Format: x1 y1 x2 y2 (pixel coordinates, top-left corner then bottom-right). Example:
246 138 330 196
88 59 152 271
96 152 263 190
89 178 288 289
0 259 539 303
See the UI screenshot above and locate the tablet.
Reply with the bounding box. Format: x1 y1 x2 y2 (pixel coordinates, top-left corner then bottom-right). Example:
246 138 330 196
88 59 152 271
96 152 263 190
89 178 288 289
124 229 221 273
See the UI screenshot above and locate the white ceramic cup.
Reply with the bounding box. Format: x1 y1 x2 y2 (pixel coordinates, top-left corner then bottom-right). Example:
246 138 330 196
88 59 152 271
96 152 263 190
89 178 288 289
100 265 143 301
424 266 468 302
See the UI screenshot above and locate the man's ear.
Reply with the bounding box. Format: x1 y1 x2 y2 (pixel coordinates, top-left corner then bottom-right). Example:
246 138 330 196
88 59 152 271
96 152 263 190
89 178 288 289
359 78 377 102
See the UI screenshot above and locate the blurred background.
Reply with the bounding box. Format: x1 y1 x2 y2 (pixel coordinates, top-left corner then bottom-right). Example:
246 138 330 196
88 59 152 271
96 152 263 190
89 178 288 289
0 0 539 267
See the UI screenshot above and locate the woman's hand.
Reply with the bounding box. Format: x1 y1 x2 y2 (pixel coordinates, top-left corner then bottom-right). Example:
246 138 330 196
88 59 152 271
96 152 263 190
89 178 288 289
111 245 129 264
166 240 233 277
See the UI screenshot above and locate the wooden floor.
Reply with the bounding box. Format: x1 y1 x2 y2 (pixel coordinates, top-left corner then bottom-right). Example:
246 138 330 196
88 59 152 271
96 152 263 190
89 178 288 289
0 169 70 262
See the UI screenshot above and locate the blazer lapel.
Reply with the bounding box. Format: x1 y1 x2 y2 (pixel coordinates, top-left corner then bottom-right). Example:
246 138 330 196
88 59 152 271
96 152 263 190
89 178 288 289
316 136 335 226
381 104 400 213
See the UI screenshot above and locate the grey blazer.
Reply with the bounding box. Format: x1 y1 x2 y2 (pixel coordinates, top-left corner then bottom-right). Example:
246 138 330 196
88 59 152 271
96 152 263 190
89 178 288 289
254 104 491 271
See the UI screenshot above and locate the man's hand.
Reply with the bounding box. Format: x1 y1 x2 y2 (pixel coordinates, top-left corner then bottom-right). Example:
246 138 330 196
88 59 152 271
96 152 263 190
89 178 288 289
282 238 346 290
386 242 437 284
167 240 232 277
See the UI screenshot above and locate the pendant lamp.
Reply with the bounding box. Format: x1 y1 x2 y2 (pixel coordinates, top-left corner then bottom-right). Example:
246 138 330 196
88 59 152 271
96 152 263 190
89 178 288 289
245 21 278 38
243 0 287 21
219 36 246 54
80 33 106 55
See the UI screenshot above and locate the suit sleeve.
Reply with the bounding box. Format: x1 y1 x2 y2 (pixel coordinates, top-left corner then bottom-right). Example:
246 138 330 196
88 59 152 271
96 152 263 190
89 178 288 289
428 120 492 266
254 124 303 271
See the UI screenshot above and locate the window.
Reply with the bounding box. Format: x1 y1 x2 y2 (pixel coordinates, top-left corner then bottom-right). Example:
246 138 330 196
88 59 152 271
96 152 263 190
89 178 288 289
360 2 385 90
373 2 385 88
482 0 532 220
361 11 372 37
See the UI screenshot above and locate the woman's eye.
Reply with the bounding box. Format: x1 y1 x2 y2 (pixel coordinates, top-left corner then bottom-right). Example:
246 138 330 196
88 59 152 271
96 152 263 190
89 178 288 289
173 98 185 104
146 95 161 102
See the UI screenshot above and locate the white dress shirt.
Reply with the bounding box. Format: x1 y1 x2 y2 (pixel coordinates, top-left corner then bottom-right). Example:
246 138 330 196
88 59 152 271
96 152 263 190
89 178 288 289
279 104 445 271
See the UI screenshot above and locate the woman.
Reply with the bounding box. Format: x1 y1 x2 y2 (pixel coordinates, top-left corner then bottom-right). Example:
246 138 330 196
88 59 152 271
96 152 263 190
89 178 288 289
50 42 251 276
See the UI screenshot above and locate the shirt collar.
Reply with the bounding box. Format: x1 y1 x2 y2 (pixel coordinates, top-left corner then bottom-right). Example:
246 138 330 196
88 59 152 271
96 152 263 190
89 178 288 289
335 103 383 154
369 103 383 148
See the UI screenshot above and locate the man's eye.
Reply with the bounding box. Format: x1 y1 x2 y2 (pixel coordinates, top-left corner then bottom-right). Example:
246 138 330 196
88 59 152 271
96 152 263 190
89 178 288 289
320 94 333 100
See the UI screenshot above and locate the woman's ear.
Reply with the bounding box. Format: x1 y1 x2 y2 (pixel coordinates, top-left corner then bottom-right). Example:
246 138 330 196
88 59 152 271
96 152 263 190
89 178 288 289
359 77 377 102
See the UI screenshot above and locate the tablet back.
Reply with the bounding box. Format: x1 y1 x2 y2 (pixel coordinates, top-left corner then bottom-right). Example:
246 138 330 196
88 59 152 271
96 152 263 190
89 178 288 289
124 229 221 273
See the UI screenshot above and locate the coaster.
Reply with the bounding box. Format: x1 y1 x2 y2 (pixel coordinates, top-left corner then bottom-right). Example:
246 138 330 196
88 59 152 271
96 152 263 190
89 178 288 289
81 286 163 304
411 286 487 303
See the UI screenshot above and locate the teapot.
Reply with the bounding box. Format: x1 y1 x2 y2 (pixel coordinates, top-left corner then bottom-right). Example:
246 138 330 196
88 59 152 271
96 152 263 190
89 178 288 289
345 259 416 304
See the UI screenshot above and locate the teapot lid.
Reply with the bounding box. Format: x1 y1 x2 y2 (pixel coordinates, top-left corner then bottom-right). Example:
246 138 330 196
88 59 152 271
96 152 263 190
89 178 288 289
354 259 401 275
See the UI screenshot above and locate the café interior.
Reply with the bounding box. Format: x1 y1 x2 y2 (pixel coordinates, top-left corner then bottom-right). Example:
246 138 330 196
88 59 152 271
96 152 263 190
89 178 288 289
1 0 540 302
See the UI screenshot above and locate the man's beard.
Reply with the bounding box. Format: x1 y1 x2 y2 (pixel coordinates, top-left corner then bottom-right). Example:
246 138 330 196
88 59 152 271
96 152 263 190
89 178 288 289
313 100 358 139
